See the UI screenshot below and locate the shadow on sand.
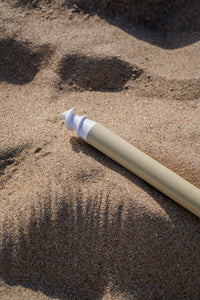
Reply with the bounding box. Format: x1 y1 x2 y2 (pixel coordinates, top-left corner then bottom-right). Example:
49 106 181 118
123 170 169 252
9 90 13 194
8 0 200 49
67 0 200 49
0 137 199 299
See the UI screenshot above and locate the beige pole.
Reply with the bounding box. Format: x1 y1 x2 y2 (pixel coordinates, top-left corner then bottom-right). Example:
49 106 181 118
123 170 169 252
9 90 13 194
63 109 200 218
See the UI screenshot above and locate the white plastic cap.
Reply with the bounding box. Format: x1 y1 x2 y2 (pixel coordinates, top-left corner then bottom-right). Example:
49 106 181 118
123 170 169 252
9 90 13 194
62 108 97 141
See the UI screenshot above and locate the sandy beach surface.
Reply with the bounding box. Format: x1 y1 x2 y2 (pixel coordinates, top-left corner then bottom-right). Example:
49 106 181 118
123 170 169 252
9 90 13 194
0 1 200 299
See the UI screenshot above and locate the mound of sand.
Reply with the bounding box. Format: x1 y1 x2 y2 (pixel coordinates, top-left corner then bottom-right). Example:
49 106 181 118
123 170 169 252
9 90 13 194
0 0 200 299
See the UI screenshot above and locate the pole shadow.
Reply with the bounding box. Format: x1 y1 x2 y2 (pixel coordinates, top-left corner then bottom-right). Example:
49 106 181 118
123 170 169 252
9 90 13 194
69 136 199 221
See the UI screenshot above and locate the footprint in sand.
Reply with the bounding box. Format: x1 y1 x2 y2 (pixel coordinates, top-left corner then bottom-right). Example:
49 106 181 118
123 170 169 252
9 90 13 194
0 38 53 85
57 53 142 92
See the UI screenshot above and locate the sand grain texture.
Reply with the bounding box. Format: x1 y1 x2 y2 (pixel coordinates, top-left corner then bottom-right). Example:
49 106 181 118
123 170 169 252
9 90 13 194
0 1 200 299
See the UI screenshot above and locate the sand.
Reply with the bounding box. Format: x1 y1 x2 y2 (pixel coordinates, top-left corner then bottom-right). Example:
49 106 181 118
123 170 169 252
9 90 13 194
0 1 200 299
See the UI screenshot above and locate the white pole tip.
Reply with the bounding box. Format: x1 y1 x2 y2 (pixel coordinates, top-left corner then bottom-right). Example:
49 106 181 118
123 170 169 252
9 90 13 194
62 108 74 130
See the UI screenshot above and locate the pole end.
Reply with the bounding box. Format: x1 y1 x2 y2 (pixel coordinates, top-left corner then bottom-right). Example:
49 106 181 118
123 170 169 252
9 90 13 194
62 108 74 130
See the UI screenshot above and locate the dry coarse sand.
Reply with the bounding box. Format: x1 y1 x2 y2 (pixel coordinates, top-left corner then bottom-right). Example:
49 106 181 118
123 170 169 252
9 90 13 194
0 1 200 299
